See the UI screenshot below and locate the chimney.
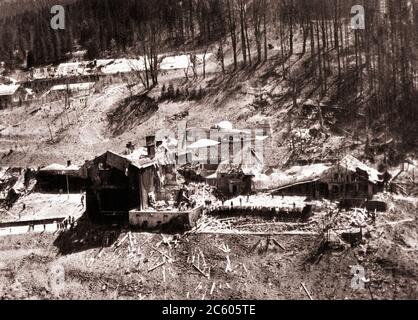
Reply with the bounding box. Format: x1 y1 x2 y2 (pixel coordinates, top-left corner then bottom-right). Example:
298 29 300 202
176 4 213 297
240 137 244 164
67 160 72 167
218 137 222 164
126 141 135 154
146 135 156 159
146 135 155 146
229 136 234 162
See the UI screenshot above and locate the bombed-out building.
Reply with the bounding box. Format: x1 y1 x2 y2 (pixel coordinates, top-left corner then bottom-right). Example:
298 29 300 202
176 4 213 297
210 145 264 196
321 155 384 199
36 162 88 193
270 155 384 200
82 150 160 224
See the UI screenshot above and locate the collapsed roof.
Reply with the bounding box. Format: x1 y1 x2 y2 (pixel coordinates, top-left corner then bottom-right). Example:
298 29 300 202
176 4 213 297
256 163 332 192
254 155 383 191
39 163 82 176
339 155 383 184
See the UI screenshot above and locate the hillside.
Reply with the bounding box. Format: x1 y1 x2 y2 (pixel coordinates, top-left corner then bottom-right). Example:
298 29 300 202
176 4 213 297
1 0 418 302
0 0 417 169
0 28 416 169
1 192 417 300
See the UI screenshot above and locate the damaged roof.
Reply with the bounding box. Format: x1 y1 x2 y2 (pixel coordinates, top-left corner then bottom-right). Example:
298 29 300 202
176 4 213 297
0 84 20 96
39 163 82 176
86 150 157 172
266 163 332 192
339 155 383 184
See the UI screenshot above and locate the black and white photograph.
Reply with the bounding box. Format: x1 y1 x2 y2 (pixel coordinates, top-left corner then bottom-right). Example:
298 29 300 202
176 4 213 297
0 0 417 303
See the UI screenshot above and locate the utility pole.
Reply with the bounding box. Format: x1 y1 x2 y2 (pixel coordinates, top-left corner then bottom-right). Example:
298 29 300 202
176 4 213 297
47 121 53 141
66 174 70 200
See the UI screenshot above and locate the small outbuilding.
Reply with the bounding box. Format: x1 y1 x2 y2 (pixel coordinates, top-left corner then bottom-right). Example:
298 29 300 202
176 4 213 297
0 84 26 109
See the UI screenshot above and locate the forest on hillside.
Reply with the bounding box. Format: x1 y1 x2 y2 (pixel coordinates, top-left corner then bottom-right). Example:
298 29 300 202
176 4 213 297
0 0 417 147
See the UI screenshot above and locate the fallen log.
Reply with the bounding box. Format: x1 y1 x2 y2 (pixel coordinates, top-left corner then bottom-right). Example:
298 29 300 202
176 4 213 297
148 261 166 272
149 246 172 261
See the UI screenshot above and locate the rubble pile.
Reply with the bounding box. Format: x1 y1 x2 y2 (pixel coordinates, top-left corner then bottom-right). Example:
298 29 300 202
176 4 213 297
193 215 234 233
333 208 370 229
0 168 37 212
185 183 219 207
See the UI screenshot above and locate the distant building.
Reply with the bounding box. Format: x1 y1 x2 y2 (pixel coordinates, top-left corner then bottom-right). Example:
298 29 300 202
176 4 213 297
55 62 89 78
321 155 384 199
31 66 55 80
212 145 264 196
270 155 384 200
47 82 96 101
68 50 87 63
36 162 88 193
182 121 268 166
0 84 26 109
379 0 388 16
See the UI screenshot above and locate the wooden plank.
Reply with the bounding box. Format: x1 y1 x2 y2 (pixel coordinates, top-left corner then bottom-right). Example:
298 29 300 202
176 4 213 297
301 282 313 300
193 264 209 278
147 261 166 272
272 239 286 250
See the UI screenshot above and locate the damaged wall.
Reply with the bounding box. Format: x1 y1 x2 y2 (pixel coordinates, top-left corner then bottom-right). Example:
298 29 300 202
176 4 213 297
129 206 202 231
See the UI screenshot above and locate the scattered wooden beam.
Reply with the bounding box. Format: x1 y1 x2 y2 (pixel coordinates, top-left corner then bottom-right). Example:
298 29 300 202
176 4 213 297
200 251 207 268
193 264 209 278
218 243 231 253
162 265 166 283
148 261 166 272
96 247 105 258
225 255 232 273
149 246 172 261
128 232 133 249
210 281 216 295
273 239 286 250
301 282 313 300
197 231 319 236
114 234 129 248
195 282 202 292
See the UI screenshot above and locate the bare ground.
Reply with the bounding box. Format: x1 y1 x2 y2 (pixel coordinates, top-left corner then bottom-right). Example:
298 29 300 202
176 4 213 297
1 195 417 300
